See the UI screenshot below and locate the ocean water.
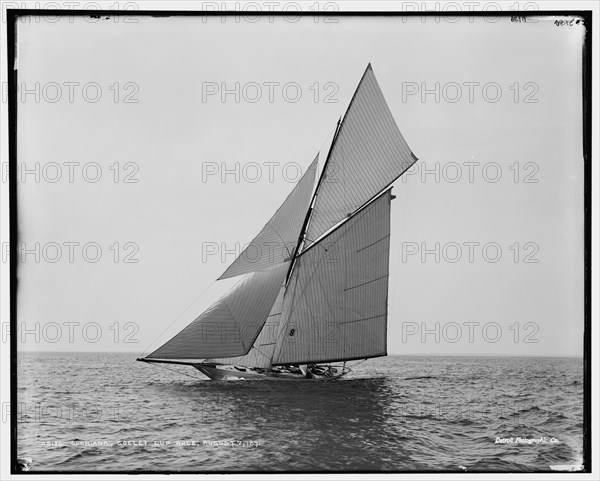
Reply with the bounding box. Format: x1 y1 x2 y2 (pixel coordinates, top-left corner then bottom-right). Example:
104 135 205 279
16 353 584 472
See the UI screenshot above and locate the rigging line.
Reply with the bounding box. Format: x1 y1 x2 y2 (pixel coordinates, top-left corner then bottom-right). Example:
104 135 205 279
349 359 369 371
153 362 199 380
390 174 410 315
239 342 272 363
251 346 271 361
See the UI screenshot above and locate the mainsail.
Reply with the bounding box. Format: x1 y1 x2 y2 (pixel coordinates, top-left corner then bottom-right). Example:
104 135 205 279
218 156 318 280
304 64 418 247
141 64 417 370
272 190 392 365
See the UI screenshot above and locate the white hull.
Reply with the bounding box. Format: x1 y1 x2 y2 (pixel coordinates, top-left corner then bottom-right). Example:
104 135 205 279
193 364 347 381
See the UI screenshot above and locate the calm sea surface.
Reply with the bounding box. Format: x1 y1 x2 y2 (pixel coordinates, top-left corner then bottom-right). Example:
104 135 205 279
16 353 584 472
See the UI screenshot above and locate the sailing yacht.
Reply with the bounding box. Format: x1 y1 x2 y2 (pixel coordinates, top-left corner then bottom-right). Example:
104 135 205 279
138 64 419 380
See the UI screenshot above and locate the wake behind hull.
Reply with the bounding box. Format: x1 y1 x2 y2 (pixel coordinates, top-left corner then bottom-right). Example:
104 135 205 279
193 364 347 381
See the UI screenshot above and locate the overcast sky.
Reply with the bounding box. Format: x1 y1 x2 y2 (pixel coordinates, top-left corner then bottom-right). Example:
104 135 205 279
11 12 586 357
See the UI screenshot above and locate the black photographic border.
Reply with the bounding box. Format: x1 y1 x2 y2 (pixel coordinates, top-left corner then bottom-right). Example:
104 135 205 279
6 7 593 475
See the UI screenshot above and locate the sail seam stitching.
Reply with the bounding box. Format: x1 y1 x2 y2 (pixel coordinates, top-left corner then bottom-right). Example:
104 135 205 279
344 274 389 292
339 314 386 325
355 234 390 253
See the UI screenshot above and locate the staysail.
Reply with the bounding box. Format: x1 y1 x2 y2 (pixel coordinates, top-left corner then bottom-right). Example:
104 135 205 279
145 263 288 360
272 190 392 365
304 64 418 246
218 156 318 280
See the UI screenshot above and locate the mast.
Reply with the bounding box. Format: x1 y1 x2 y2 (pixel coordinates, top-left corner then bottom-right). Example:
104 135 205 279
139 63 420 369
285 116 342 284
285 63 376 284
272 63 420 366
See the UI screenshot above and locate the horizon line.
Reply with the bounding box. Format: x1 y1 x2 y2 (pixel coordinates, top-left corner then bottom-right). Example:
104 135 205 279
15 351 584 359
